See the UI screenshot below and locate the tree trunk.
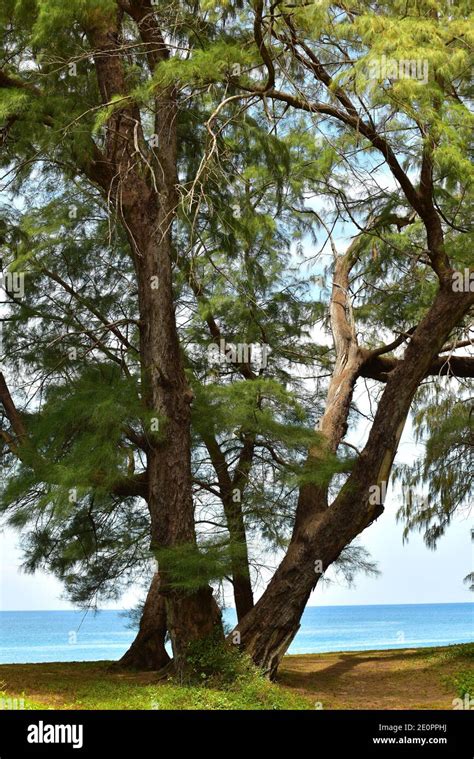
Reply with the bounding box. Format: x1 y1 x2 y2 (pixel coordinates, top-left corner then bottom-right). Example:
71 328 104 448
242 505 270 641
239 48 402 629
128 189 224 677
84 10 224 679
225 499 254 621
117 573 170 671
203 434 254 621
235 284 474 677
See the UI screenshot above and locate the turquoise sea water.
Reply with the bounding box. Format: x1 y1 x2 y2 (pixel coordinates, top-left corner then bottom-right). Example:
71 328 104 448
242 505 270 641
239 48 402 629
0 603 472 664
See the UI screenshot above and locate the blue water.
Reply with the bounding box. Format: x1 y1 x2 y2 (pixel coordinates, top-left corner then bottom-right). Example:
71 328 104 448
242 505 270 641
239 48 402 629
0 603 472 664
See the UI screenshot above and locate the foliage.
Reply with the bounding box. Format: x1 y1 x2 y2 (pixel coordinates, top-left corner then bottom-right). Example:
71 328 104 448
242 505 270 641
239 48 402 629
184 629 256 685
452 670 474 700
395 391 473 547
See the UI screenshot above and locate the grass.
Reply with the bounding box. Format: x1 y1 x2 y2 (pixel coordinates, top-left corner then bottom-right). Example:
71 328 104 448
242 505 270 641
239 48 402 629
0 661 311 710
0 643 472 710
432 644 474 700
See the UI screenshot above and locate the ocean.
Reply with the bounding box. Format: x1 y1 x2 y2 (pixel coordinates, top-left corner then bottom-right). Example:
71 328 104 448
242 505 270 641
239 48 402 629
0 603 472 664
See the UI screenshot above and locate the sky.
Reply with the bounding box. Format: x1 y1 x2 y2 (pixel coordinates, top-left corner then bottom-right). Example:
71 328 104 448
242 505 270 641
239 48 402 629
1 496 472 610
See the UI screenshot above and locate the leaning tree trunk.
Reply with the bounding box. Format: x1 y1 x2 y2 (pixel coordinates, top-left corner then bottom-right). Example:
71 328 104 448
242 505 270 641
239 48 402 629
234 280 474 677
233 248 364 674
117 573 170 671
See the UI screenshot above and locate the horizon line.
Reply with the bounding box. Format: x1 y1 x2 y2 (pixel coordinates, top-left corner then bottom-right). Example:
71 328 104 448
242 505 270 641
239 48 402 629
1 600 472 612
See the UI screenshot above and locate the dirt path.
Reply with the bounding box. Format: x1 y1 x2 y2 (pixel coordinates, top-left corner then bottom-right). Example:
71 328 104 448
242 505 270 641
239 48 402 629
278 646 468 709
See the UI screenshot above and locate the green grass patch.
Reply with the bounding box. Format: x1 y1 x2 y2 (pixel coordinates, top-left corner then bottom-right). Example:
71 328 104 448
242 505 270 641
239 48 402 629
432 642 474 664
434 643 474 700
0 663 312 711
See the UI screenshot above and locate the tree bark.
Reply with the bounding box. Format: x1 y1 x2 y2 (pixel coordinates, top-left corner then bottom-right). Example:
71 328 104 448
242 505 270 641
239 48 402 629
116 573 170 671
203 434 254 621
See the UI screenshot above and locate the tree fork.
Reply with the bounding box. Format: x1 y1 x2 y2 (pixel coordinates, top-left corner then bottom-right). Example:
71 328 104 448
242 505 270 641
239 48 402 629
234 285 474 677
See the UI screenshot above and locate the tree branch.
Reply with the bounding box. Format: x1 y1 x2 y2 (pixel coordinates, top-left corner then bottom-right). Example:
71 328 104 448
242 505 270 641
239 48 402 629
0 371 27 441
360 352 474 382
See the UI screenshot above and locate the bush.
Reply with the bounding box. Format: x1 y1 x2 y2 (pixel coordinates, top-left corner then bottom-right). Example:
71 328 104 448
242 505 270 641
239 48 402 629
452 671 474 699
184 630 256 686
